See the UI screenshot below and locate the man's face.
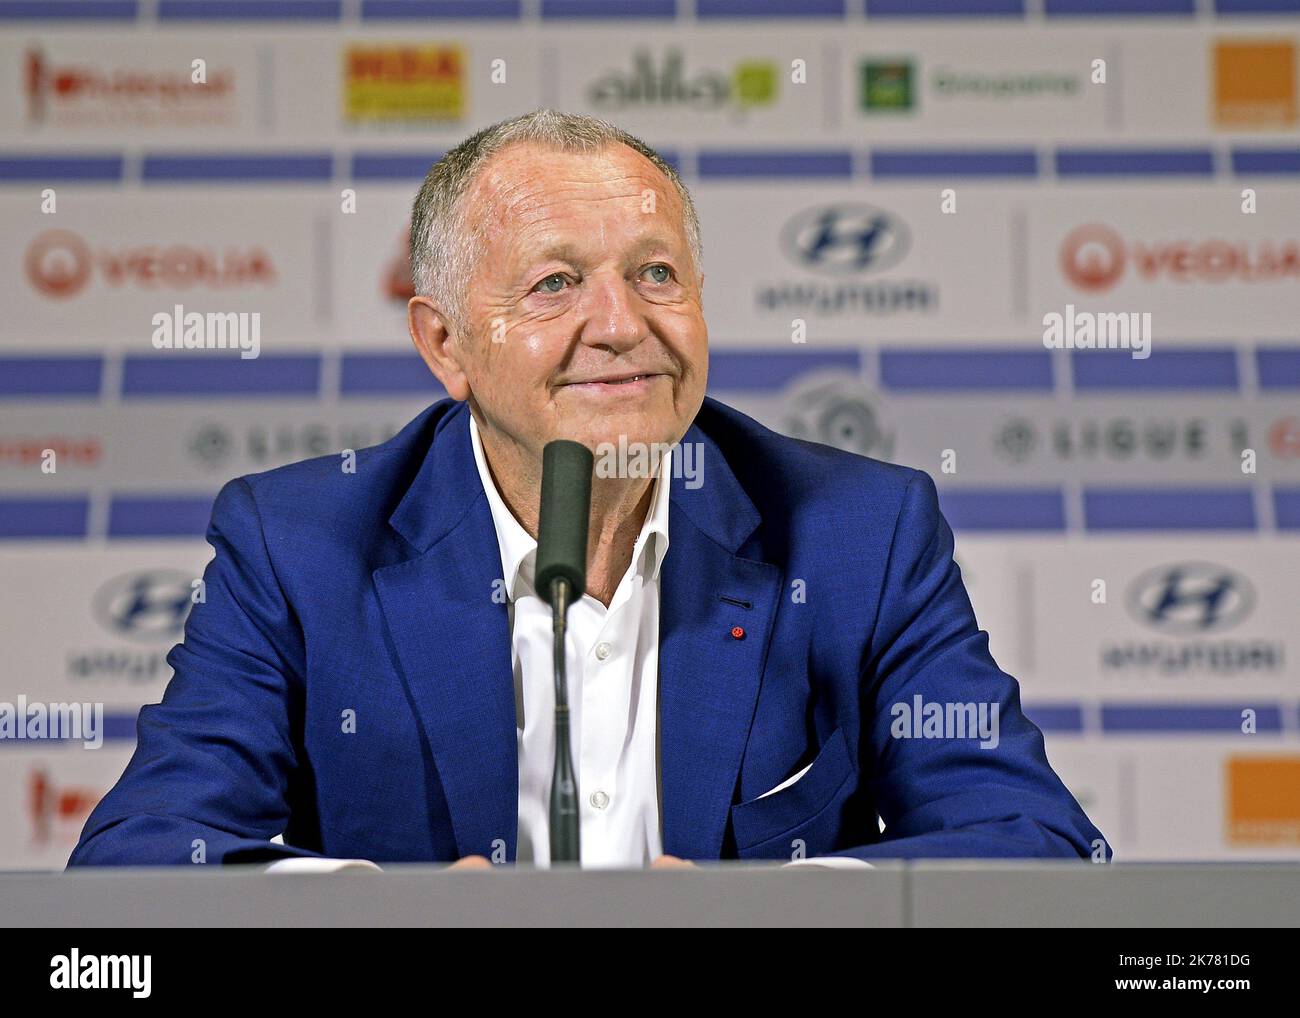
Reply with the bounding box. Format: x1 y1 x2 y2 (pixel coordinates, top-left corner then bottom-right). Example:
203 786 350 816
416 141 708 461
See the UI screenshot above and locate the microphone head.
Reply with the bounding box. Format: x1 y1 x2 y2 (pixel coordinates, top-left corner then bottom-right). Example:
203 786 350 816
535 439 594 607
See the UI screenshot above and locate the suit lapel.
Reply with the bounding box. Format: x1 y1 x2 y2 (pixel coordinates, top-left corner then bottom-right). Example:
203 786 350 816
373 402 519 861
659 422 782 860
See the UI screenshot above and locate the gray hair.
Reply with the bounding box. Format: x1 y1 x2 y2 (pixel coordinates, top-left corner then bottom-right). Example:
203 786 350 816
409 109 702 333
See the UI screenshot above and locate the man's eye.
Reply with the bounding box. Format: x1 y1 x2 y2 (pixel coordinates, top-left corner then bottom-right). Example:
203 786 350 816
534 273 567 294
644 264 672 284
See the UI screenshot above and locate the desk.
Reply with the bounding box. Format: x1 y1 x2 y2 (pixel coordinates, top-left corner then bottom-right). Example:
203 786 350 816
3 862 1297 927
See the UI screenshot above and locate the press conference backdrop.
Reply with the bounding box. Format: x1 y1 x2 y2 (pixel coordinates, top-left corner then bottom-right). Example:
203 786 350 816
2 1 1298 871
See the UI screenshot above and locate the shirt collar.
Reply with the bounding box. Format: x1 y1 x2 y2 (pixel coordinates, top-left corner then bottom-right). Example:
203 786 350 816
468 411 672 602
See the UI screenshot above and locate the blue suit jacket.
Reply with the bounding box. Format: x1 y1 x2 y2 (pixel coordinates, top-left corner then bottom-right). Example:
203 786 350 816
69 396 1106 867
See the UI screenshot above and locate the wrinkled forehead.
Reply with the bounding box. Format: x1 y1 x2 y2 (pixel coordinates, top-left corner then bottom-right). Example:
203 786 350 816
463 141 688 256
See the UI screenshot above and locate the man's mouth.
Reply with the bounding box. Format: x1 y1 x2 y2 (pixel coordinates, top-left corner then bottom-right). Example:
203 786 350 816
591 374 650 385
562 372 663 388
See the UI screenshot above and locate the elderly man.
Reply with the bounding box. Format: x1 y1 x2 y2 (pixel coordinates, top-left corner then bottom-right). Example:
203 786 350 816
70 110 1106 871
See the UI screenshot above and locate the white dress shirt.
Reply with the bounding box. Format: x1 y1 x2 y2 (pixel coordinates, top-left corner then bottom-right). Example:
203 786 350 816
470 413 668 869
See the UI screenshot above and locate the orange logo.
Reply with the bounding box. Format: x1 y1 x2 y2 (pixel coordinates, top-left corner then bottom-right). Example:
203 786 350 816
25 229 92 298
1226 755 1300 845
1214 40 1297 128
1059 224 1126 293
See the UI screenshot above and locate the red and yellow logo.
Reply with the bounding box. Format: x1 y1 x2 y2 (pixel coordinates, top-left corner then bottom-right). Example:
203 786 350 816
344 44 465 123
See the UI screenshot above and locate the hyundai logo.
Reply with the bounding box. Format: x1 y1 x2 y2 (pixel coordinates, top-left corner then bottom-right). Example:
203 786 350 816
781 204 910 276
1126 563 1254 634
93 570 195 643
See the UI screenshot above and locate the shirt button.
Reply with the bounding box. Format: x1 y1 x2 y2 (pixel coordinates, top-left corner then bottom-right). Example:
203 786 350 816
590 790 610 810
594 642 612 661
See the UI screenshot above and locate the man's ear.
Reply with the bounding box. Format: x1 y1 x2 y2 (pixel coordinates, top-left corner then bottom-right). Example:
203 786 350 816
408 296 471 401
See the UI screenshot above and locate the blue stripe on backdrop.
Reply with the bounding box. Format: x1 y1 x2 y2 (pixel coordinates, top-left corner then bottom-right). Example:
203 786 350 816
1 348 1291 400
696 0 844 16
158 0 341 18
340 353 447 395
870 149 1038 178
542 0 676 15
934 488 1066 531
698 150 853 179
866 0 1025 14
121 356 322 398
1256 348 1300 389
1021 704 1086 734
0 155 123 182
1071 349 1239 391
1083 487 1256 530
2 487 1280 538
143 153 333 183
1215 0 1300 11
1045 0 1194 14
351 152 445 180
0 1 137 16
1275 488 1300 530
1231 149 1300 175
0 357 103 399
1056 148 1215 177
1101 704 1283 734
349 151 677 178
362 0 521 16
103 712 139 741
6 148 1299 185
0 498 89 539
108 495 217 538
879 349 1054 391
707 349 861 391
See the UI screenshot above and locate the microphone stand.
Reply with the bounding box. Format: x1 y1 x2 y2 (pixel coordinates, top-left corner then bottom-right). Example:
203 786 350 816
549 577 580 864
535 438 591 865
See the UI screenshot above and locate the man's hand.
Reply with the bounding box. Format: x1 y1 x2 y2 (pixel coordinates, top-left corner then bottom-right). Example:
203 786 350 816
650 854 696 869
448 855 493 869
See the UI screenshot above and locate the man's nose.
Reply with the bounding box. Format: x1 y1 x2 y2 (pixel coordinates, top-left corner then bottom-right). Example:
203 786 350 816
576 273 648 353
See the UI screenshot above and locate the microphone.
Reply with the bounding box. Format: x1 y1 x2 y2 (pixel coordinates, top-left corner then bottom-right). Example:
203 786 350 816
535 439 593 865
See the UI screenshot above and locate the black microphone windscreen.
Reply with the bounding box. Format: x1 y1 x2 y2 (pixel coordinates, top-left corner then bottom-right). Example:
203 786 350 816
535 439 594 606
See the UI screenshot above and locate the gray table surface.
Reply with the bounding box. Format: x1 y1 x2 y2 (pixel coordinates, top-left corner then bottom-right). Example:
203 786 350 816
2 862 1297 927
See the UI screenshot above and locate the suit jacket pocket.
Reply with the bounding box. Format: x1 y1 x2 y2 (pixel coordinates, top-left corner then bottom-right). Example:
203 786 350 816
729 726 854 853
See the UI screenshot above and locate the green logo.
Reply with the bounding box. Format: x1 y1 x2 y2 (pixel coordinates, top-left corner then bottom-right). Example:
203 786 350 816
733 61 778 108
861 61 914 112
